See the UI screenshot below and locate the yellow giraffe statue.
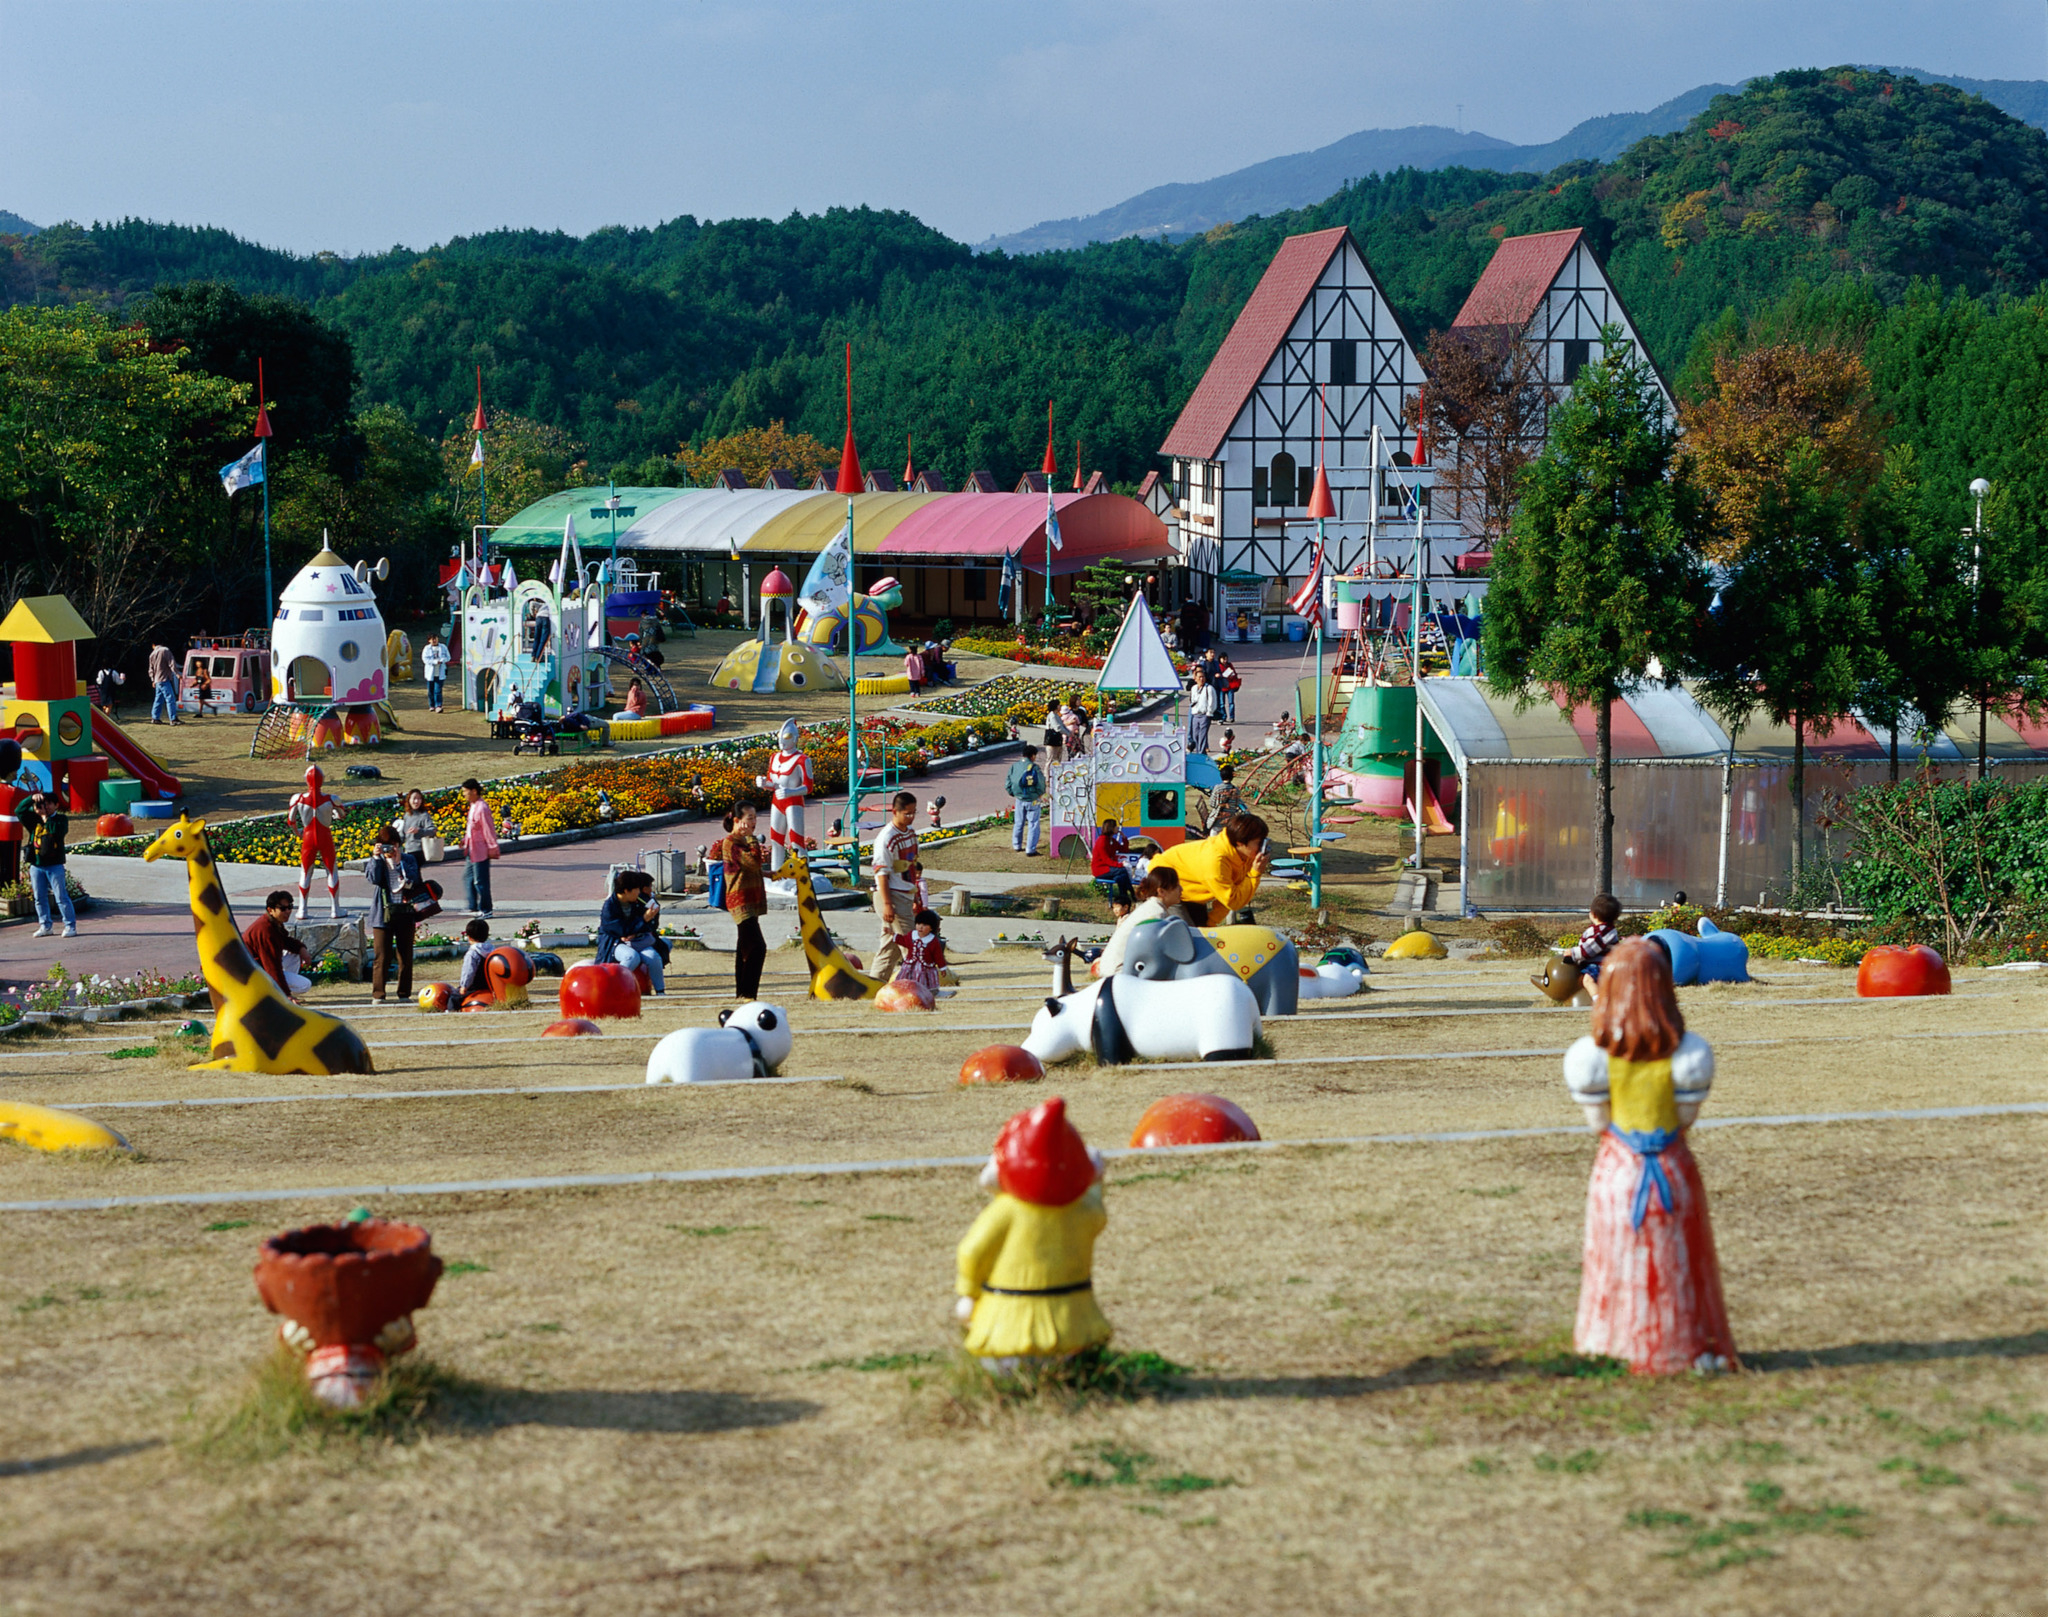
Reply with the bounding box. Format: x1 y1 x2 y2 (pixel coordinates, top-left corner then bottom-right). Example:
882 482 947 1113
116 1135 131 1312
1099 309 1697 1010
788 849 884 1001
143 815 375 1074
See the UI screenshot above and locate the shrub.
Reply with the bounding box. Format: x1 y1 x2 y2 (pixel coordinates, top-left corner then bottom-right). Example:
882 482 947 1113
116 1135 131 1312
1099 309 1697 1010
1842 777 2048 958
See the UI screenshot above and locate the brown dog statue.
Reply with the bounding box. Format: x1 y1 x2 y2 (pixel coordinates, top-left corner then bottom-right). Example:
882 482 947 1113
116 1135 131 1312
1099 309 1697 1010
1532 955 1593 1007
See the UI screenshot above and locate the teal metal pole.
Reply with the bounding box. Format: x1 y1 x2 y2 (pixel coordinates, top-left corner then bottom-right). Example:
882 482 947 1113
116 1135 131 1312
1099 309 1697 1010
845 495 861 891
1310 514 1325 909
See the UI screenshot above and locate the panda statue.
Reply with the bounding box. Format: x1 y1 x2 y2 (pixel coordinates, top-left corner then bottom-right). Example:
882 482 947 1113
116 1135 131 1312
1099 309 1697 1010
645 1002 795 1085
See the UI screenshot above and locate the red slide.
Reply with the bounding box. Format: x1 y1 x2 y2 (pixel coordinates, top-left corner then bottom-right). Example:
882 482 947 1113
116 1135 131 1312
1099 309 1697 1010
90 707 182 799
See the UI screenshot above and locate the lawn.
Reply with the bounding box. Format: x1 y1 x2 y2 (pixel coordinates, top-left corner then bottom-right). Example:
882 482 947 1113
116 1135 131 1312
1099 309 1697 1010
2 949 2043 1613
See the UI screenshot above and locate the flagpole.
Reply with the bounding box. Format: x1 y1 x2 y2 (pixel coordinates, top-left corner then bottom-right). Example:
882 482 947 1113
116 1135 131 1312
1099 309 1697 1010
254 356 275 624
846 492 858 892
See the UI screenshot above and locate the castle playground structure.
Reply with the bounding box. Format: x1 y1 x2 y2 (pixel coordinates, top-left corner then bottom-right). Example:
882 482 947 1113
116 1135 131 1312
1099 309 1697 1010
450 517 690 721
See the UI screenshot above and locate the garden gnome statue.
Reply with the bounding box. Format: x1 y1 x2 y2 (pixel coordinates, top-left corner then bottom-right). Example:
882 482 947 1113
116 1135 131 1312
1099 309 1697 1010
758 718 815 875
1563 938 1737 1375
954 1097 1113 1373
289 763 343 918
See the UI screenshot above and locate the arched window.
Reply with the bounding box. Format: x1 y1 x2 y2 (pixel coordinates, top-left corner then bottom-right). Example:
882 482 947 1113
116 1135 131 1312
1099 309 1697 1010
1270 452 1297 507
288 656 331 700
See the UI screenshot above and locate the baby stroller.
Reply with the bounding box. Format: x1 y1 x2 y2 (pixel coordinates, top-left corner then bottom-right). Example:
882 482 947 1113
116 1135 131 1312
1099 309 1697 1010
510 695 560 757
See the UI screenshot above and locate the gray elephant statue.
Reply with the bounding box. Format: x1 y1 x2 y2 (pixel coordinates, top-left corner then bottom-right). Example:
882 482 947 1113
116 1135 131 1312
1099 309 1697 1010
1118 914 1300 1016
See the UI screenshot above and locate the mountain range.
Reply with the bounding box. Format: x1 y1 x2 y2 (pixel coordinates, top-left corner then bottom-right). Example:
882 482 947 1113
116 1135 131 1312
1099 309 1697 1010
981 65 2048 255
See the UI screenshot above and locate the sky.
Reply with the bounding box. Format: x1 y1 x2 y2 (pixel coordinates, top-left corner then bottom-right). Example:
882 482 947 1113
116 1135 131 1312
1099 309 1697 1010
2 0 2043 254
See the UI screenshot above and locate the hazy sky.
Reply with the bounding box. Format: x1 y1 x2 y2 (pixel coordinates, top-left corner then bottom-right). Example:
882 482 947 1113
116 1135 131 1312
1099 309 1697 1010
2 0 2042 253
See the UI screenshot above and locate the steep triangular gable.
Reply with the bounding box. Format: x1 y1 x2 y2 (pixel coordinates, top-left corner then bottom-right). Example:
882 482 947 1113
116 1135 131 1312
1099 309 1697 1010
1161 228 1350 460
1453 228 1670 406
1095 592 1181 693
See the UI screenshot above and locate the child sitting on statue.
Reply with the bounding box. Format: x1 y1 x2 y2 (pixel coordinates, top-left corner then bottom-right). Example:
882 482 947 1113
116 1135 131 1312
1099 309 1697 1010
1565 893 1624 983
456 917 493 999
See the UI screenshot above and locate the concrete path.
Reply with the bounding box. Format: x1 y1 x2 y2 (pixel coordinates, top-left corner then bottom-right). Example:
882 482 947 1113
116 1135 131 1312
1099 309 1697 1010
0 638 1315 993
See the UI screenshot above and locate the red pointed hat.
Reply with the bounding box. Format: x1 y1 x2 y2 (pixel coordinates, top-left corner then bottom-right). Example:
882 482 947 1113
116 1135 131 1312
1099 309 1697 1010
994 1097 1095 1207
304 764 324 792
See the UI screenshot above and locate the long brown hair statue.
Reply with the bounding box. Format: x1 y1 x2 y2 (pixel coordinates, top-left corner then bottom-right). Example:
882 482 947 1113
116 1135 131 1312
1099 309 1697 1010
1589 939 1685 1065
1563 936 1738 1375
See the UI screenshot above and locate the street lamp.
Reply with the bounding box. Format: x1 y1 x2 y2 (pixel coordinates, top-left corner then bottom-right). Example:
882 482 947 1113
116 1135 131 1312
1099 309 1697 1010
1969 476 1992 779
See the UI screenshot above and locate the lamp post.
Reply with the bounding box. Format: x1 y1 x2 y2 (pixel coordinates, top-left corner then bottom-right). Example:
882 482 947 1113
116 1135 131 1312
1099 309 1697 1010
1970 475 1991 779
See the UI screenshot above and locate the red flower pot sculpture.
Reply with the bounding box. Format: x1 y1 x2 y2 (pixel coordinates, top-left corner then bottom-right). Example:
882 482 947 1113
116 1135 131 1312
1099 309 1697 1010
96 813 135 838
959 1044 1044 1085
561 961 643 1020
542 1017 604 1037
252 1219 443 1409
1856 944 1951 998
1128 1093 1261 1149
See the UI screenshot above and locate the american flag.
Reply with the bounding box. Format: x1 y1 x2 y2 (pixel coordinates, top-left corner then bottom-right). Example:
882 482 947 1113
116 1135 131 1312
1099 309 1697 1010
1285 534 1328 620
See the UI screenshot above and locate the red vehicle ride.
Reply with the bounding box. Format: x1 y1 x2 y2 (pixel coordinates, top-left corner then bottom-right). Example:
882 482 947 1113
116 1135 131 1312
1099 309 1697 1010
181 632 271 715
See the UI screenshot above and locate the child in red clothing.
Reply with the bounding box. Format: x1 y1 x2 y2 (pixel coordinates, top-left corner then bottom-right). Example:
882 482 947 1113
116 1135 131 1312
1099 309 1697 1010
1565 892 1624 982
894 908 948 999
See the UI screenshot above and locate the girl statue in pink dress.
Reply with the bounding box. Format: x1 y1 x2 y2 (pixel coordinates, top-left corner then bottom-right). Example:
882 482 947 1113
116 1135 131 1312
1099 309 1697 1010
1563 938 1737 1375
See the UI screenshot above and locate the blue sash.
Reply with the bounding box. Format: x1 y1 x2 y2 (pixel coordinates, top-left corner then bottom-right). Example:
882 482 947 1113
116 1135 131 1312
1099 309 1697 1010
1610 1125 1678 1229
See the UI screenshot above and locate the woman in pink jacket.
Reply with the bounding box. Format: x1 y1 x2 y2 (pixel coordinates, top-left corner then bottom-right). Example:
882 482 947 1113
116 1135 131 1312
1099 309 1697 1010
460 777 500 919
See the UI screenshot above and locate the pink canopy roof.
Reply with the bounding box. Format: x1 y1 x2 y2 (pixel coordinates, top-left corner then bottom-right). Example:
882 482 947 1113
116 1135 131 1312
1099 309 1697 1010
879 491 1168 575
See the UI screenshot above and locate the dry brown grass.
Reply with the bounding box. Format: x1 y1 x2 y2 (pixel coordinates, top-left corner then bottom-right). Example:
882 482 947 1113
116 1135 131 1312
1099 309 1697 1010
2 954 2045 1614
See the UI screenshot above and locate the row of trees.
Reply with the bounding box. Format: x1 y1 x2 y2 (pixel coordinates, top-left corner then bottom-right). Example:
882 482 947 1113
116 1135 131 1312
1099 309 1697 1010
1483 320 2048 893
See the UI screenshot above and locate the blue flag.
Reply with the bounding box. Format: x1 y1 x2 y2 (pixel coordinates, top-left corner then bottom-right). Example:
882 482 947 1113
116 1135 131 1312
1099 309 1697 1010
997 550 1020 614
220 441 265 495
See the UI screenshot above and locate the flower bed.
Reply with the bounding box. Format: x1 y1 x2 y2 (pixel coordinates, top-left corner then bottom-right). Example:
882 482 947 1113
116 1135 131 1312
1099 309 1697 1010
907 675 1100 720
70 717 929 866
952 632 1187 675
3 964 204 1018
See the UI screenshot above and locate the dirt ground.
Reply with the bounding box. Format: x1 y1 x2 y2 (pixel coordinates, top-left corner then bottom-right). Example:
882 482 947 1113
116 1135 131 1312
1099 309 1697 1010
2 952 2045 1614
114 636 1022 822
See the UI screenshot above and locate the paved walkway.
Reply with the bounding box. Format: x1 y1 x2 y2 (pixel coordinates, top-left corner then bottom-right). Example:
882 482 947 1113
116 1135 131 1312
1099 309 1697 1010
0 637 1317 992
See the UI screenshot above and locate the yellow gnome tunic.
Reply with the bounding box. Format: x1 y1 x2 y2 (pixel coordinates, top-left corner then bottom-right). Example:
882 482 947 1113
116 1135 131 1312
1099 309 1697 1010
956 1182 1112 1359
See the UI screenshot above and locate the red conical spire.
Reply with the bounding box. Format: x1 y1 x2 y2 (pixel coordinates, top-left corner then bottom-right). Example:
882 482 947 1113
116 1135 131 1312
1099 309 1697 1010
1413 383 1430 467
252 356 273 439
1072 437 1082 491
903 433 915 487
471 365 486 434
834 342 864 495
1306 384 1335 519
1042 400 1057 479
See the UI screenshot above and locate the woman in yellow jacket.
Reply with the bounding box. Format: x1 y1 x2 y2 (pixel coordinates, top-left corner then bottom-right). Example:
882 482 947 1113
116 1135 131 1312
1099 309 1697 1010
956 1098 1112 1371
1148 810 1271 927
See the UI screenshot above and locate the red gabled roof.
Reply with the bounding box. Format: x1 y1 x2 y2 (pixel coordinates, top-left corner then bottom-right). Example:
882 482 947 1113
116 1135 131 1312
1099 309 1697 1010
1452 228 1582 330
1160 226 1350 461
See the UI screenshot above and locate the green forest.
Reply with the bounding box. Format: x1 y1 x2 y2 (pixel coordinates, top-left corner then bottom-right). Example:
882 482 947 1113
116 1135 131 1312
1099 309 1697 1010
6 65 2048 648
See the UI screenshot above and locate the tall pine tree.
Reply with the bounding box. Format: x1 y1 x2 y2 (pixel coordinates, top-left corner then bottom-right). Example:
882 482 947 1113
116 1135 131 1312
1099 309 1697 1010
1481 326 1709 896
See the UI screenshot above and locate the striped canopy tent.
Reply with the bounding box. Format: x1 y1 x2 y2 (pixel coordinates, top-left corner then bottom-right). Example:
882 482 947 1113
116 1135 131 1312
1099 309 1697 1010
488 487 1167 571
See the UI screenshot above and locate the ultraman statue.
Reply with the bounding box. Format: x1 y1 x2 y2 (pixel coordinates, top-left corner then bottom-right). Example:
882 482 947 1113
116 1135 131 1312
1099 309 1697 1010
757 718 816 875
289 763 343 918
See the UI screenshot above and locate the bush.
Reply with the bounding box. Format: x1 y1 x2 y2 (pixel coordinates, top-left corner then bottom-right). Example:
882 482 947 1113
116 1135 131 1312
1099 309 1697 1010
1842 777 2048 958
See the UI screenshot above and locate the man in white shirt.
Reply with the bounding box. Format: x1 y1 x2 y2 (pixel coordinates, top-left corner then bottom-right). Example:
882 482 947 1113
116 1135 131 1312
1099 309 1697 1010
872 790 919 981
1187 668 1218 754
420 633 452 712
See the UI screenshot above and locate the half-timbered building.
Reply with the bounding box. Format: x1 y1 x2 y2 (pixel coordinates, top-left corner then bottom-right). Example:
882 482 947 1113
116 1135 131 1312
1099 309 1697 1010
1158 225 1454 614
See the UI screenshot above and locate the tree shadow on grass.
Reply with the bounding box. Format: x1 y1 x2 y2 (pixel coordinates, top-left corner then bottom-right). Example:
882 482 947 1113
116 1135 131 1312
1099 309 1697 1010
1172 1330 2048 1401
0 1440 163 1478
453 1386 821 1435
1743 1329 2048 1374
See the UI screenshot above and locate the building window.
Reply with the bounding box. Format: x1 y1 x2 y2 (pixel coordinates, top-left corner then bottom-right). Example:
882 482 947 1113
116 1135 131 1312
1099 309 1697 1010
1251 465 1268 506
963 567 986 601
1298 463 1315 507
1329 339 1357 387
1562 338 1591 384
1269 452 1296 507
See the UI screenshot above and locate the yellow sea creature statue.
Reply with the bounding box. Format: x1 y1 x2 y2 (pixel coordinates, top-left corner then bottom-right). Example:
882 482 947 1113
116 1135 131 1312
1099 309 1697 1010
1383 930 1448 960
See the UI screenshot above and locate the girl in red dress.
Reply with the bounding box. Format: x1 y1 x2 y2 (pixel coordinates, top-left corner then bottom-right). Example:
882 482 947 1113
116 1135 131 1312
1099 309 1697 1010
1564 938 1737 1375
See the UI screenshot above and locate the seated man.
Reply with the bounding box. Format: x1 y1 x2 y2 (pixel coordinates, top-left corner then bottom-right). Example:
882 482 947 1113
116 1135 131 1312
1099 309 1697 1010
241 889 312 1000
596 869 668 994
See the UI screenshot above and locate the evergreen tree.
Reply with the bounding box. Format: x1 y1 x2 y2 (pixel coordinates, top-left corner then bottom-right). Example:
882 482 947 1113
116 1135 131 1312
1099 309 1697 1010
1481 326 1709 894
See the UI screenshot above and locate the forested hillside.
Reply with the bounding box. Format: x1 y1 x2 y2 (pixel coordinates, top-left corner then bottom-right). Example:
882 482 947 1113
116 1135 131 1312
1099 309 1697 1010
9 67 2041 492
